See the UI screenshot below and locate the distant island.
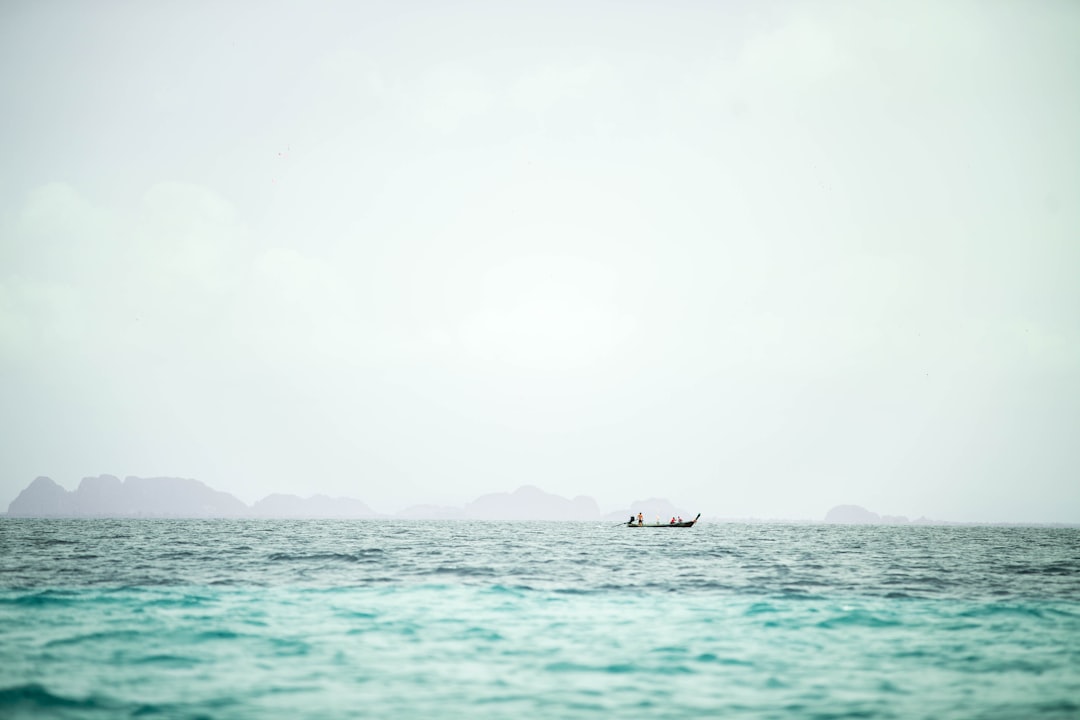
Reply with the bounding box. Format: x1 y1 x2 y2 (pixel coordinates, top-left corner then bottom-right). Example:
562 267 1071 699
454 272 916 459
4 475 692 521
824 504 915 525
9 477 1058 525
818 504 1031 526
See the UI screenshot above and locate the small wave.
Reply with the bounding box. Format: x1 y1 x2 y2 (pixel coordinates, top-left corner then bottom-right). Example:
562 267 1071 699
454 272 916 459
545 661 692 676
595 582 635 591
433 565 496 577
132 702 182 717
818 610 901 629
268 552 323 562
0 683 115 712
745 602 778 616
45 629 143 648
882 574 953 589
267 552 378 563
1 591 79 607
131 654 201 668
545 661 638 674
695 653 753 666
1003 562 1080 576
1036 699 1080 714
956 604 1048 620
196 629 251 641
142 593 215 608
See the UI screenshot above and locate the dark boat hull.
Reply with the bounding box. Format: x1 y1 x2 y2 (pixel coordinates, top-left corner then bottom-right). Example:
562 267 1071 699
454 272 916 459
626 513 700 528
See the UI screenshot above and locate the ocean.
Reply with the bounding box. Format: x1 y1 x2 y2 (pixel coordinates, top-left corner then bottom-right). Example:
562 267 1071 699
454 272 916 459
1 519 1078 719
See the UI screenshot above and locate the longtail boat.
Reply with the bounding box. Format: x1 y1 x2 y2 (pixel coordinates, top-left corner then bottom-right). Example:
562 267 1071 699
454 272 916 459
626 513 700 528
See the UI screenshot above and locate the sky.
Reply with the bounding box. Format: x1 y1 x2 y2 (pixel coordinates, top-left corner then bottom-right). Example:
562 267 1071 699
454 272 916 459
1 0 1077 522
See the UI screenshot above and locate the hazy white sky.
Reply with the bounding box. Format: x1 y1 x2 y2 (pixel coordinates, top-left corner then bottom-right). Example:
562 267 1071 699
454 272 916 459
1 0 1077 521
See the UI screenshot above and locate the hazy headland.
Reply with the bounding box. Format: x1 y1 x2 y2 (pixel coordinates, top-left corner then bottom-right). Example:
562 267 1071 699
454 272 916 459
7 475 1066 525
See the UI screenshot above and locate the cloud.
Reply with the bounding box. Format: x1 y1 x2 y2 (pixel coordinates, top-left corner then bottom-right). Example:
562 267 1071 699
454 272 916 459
19 182 109 240
132 182 249 293
737 15 850 89
511 59 615 114
317 47 391 105
414 65 494 133
2 183 116 363
231 247 364 367
0 278 85 363
456 255 636 372
11 182 115 281
1 181 252 369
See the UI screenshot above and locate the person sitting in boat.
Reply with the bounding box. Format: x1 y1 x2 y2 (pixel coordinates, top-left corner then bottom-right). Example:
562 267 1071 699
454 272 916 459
677 516 682 524
670 517 676 524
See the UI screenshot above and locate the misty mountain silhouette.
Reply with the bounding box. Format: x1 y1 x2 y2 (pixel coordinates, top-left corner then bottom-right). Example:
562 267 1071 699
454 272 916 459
8 477 76 516
824 504 910 524
463 485 601 520
4 475 684 521
7 475 248 518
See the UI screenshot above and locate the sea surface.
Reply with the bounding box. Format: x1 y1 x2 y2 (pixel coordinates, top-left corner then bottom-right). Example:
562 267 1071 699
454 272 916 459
1 520 1078 719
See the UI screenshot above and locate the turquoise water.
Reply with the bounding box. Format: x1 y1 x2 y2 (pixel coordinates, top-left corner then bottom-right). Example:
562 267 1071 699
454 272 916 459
1 520 1078 718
